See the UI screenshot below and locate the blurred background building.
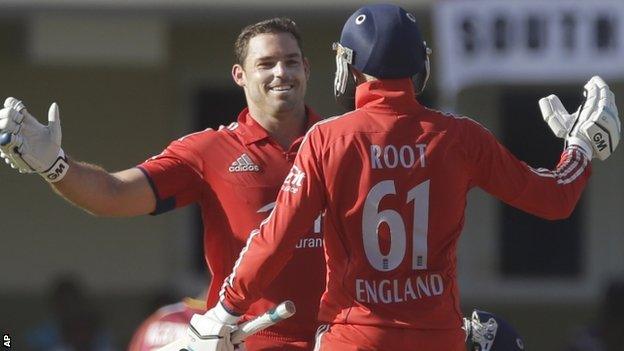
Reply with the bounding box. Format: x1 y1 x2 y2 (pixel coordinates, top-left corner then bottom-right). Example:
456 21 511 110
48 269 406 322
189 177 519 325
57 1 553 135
0 0 622 349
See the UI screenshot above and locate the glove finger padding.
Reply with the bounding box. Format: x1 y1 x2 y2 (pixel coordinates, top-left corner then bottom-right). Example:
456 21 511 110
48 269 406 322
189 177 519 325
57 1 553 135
0 107 25 134
598 82 621 133
4 97 26 111
539 94 574 138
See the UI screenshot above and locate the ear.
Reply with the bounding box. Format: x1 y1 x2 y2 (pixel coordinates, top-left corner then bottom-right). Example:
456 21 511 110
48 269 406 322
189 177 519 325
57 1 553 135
232 64 246 87
303 57 311 80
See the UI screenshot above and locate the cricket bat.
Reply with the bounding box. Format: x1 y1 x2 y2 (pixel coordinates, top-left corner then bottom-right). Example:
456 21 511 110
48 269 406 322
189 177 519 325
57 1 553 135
157 300 296 351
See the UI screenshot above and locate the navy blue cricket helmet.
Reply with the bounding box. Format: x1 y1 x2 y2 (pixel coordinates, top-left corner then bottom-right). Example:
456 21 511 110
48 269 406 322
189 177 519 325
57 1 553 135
333 3 431 108
464 310 525 351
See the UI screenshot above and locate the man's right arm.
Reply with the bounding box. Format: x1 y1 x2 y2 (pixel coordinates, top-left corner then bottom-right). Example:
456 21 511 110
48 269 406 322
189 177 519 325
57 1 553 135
51 159 156 217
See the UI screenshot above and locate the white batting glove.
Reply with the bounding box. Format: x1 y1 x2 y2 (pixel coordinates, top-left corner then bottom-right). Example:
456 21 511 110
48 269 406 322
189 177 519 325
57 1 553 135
186 303 240 351
539 76 621 160
0 97 69 181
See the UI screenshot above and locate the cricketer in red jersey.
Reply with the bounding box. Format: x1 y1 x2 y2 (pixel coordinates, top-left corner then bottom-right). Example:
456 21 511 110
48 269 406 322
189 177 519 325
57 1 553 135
137 18 326 351
193 4 620 351
0 18 326 351
138 106 325 349
128 298 206 351
218 79 592 351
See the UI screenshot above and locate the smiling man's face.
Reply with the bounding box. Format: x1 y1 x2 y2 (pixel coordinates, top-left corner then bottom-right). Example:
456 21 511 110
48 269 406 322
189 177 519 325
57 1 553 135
233 32 309 119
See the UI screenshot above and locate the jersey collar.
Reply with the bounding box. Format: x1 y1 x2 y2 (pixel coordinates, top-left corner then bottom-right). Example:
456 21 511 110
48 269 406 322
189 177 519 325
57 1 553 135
234 106 322 146
354 78 423 113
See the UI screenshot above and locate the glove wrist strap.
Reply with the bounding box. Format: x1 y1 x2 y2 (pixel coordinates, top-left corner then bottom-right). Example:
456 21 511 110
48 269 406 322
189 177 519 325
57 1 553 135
39 149 69 183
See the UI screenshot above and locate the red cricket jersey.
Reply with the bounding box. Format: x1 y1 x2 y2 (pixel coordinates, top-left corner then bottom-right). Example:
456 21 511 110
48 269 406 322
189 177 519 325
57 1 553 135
138 108 326 348
220 79 591 349
128 298 206 351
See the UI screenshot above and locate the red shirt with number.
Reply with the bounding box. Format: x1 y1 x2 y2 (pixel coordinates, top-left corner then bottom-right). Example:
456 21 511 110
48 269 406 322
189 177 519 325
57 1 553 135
219 79 591 350
138 108 326 350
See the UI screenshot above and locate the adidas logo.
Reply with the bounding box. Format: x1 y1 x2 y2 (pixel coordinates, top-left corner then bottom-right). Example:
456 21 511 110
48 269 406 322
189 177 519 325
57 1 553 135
229 153 261 172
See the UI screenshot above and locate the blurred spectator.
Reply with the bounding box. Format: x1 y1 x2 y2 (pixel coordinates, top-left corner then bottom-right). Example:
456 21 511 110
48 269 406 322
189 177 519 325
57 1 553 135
564 280 624 351
127 293 206 351
25 275 115 351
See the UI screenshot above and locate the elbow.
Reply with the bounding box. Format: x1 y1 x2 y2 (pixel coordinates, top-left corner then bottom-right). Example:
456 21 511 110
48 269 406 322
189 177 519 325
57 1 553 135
533 191 581 220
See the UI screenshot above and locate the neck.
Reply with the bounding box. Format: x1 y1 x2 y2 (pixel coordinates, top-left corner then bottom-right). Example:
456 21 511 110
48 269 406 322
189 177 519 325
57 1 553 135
248 104 307 149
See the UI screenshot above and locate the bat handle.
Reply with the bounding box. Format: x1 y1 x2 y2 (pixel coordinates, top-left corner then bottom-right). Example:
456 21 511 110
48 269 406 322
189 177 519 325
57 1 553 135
271 300 296 320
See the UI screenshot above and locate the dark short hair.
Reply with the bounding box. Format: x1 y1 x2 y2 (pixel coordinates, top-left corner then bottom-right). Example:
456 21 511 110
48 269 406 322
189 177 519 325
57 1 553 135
234 17 304 65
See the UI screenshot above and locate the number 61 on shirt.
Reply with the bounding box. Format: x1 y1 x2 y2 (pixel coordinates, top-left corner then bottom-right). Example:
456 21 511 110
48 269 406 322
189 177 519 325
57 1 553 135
363 180 429 271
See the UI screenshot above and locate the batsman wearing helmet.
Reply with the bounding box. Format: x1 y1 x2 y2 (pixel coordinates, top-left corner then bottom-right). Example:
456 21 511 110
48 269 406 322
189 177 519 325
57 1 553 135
0 18 326 351
185 3 621 351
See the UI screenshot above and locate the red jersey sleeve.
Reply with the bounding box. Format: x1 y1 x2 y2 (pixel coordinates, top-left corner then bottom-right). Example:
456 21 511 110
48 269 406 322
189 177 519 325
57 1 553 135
138 134 207 214
220 128 327 314
462 118 591 220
